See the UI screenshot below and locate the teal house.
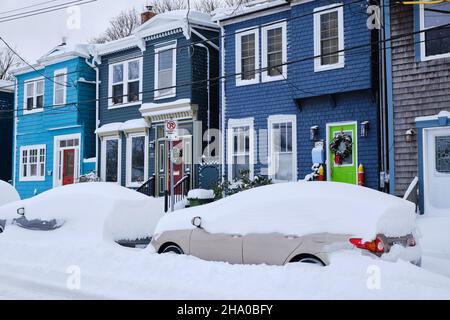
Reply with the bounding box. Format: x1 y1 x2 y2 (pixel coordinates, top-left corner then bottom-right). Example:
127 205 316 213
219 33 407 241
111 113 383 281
12 42 97 199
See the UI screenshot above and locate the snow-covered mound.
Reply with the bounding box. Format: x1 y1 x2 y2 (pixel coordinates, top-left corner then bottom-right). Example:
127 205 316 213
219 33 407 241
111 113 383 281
0 180 20 207
155 182 416 240
0 183 163 242
187 189 215 200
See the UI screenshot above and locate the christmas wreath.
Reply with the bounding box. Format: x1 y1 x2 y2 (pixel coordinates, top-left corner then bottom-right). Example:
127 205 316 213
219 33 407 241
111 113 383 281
330 132 353 165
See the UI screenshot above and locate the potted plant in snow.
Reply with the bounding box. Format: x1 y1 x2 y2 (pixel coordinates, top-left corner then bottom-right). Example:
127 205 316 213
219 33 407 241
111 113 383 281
187 189 215 207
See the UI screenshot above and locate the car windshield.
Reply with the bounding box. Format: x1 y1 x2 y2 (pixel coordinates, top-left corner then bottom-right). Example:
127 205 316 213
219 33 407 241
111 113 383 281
13 217 64 231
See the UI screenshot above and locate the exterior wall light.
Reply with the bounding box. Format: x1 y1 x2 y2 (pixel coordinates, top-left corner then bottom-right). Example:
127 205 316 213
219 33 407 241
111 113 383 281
360 121 369 137
310 125 319 141
405 129 415 143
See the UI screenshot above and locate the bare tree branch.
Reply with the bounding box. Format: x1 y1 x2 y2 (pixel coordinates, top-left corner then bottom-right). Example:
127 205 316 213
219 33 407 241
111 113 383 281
148 0 188 13
0 47 21 81
194 0 223 13
90 8 141 44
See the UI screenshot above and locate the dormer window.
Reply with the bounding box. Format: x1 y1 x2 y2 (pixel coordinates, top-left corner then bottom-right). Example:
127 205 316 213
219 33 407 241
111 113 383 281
108 57 143 108
24 78 44 114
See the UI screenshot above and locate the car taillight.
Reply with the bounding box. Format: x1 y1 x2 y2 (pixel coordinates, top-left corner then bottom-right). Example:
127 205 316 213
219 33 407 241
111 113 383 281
349 237 385 254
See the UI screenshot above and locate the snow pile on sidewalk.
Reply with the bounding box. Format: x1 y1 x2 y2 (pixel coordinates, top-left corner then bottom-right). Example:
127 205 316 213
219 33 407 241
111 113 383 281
0 180 20 207
0 183 163 242
187 189 215 200
156 182 416 240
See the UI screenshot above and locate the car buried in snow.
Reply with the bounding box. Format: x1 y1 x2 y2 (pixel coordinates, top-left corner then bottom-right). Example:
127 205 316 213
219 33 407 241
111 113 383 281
152 182 421 266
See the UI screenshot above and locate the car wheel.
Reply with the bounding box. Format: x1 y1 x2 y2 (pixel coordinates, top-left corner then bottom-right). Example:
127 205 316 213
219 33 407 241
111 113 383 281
290 254 325 266
160 243 184 255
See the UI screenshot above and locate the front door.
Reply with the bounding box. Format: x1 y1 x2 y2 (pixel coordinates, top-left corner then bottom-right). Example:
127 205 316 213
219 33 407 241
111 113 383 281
168 139 184 191
424 127 450 214
328 123 357 185
63 149 75 185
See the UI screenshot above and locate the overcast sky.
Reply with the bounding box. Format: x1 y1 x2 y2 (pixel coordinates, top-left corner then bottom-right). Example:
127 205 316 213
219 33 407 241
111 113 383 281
0 0 150 62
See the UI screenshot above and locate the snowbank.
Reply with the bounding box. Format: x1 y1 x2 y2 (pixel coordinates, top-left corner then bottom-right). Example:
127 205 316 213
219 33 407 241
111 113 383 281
187 189 215 200
155 182 416 240
0 183 163 242
0 180 20 207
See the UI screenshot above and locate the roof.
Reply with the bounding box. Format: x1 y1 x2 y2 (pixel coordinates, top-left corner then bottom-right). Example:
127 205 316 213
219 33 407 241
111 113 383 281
0 79 14 93
93 10 218 56
12 43 92 76
212 0 288 22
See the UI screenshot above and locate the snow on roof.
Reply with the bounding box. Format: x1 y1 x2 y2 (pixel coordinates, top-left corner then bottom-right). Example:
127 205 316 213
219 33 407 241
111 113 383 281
212 0 288 22
121 119 150 132
155 181 417 240
95 10 218 56
95 122 123 135
0 79 14 93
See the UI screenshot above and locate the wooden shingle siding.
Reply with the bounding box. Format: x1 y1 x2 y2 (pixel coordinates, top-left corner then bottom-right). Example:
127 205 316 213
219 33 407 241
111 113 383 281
390 4 450 196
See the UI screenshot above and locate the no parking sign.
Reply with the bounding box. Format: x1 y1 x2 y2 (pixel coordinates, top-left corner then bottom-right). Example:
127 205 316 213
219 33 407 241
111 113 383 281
165 119 178 140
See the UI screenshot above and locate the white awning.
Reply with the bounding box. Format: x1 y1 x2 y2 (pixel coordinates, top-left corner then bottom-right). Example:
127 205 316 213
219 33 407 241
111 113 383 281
96 119 150 137
95 122 123 137
139 99 197 123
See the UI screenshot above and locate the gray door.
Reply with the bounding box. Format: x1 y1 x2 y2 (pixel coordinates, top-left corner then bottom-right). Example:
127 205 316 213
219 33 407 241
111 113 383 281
157 139 167 196
190 229 243 264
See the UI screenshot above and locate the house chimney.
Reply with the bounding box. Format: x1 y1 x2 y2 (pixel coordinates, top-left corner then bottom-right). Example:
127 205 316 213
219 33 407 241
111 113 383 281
141 5 156 24
61 36 67 46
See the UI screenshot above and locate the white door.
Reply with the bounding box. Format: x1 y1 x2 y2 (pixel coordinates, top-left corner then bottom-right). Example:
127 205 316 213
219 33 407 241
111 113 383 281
424 127 450 214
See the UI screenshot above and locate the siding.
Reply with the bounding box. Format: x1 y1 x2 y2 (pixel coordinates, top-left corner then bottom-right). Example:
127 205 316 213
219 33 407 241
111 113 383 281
390 4 450 196
0 90 13 182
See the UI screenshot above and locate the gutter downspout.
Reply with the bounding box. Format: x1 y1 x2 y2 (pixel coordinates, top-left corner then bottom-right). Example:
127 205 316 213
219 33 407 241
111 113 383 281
85 56 100 174
379 0 388 192
194 43 211 156
12 79 18 186
219 23 226 182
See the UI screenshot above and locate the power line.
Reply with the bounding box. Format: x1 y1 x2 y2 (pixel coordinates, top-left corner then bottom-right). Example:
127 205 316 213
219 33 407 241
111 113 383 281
0 0 98 23
2 20 450 119
0 0 61 16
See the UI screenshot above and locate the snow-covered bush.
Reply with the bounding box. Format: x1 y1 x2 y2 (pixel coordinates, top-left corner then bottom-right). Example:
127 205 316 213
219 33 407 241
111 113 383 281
213 169 272 199
78 171 100 183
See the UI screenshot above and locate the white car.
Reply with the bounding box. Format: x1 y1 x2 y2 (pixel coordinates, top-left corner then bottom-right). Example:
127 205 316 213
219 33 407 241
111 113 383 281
152 182 421 266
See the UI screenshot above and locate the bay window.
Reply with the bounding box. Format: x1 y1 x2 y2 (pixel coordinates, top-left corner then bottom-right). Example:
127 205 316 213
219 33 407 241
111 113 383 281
126 133 148 187
228 118 254 181
101 137 121 184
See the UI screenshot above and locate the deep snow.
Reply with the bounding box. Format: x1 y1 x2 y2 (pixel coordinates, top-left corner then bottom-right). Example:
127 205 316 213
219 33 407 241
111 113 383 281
0 180 20 207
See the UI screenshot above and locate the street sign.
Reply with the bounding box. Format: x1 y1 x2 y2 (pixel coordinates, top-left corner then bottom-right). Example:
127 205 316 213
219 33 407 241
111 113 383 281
165 119 178 140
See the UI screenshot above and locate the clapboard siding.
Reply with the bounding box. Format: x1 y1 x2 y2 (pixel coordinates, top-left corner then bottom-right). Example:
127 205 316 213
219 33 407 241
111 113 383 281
390 3 450 196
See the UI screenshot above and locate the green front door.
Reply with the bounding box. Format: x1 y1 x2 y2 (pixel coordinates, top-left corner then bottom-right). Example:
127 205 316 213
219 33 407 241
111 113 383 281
328 123 357 185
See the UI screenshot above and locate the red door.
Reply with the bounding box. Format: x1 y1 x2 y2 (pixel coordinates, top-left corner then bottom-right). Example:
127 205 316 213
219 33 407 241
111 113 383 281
167 140 184 193
63 149 75 185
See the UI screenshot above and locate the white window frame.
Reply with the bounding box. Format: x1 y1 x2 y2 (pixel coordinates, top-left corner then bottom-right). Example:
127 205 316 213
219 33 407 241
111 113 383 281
268 115 297 182
419 3 450 61
313 3 345 72
19 144 46 182
53 133 81 187
101 135 122 185
227 118 255 181
126 132 149 188
235 27 260 86
53 68 67 106
154 41 177 100
23 77 45 115
261 21 287 82
108 57 143 108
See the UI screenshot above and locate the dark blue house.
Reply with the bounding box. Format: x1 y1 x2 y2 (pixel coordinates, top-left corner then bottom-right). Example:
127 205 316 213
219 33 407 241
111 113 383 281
93 9 219 195
0 80 14 183
214 0 380 189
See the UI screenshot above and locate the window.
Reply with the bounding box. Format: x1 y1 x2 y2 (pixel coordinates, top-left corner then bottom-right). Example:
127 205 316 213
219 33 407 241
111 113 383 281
314 4 344 72
101 137 121 184
24 78 44 114
236 28 259 85
420 3 450 60
53 69 67 106
155 42 177 99
126 133 148 187
228 118 254 181
268 115 297 182
108 58 142 107
20 145 46 181
435 135 450 174
262 22 287 82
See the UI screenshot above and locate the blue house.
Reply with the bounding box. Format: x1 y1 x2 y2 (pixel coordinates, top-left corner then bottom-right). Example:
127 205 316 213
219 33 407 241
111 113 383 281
12 43 97 199
0 80 14 183
213 0 380 189
93 9 219 196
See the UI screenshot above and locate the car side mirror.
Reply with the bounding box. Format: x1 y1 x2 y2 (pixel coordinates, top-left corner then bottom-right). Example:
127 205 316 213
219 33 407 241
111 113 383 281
191 216 202 229
17 207 25 217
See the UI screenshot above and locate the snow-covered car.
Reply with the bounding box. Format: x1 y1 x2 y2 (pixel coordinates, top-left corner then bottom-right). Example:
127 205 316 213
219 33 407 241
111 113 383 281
0 180 20 207
152 182 421 266
0 182 164 243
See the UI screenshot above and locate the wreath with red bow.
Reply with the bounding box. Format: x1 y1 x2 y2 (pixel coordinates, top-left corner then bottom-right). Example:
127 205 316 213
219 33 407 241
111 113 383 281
330 132 353 165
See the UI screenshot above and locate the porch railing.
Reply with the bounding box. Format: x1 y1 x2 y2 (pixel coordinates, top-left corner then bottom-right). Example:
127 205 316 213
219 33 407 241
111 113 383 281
136 175 156 197
165 174 191 212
